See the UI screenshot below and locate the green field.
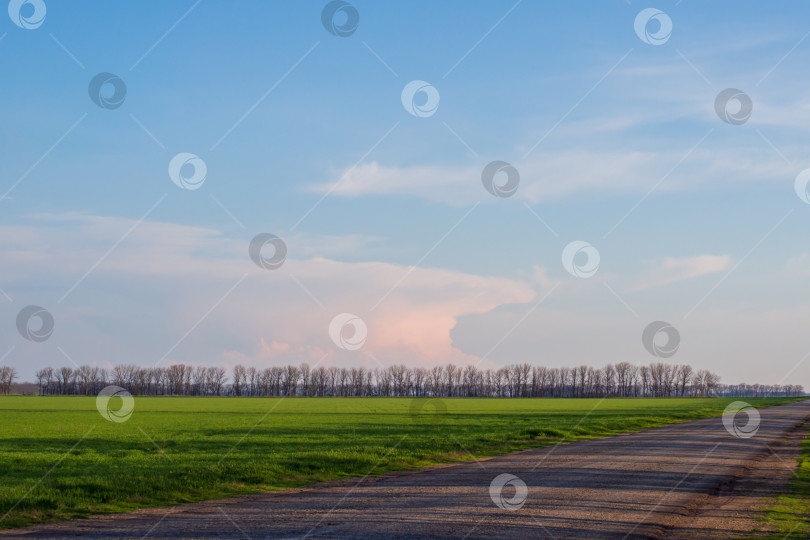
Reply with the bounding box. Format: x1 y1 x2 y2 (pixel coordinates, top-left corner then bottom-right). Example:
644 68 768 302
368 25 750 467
0 396 801 529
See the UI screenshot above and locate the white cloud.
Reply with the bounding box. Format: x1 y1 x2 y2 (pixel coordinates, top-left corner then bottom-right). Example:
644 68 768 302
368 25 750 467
0 214 535 376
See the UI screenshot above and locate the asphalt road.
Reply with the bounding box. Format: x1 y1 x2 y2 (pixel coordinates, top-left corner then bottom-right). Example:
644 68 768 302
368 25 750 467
3 399 809 539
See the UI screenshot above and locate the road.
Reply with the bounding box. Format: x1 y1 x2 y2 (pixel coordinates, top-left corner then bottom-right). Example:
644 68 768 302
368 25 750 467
2 399 809 539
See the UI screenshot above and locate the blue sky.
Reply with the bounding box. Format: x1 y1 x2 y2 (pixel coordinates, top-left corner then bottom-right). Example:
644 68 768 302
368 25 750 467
3 0 810 388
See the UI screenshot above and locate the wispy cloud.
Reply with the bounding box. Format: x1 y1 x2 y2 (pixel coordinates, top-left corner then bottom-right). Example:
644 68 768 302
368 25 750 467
307 143 795 205
629 255 732 292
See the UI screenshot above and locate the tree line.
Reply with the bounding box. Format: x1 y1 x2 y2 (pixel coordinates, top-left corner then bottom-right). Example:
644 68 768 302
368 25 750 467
24 362 805 398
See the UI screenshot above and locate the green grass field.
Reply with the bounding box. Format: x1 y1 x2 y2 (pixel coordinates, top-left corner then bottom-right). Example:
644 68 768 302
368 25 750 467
0 396 802 529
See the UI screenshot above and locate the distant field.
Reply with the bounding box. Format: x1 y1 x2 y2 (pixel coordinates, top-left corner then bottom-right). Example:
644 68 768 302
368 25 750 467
0 396 802 529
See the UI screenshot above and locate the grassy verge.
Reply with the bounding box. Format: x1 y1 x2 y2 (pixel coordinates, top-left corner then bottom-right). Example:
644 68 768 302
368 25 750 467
759 426 810 539
0 396 802 529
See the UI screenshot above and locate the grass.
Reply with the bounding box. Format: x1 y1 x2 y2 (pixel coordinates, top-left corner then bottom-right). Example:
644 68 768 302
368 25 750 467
758 426 810 539
0 395 802 529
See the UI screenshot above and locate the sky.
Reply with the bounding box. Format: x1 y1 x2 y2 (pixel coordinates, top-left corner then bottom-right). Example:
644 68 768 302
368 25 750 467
2 0 810 388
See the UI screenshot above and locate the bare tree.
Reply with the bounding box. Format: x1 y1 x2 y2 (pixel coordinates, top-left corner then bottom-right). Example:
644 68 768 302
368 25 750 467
0 367 17 394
